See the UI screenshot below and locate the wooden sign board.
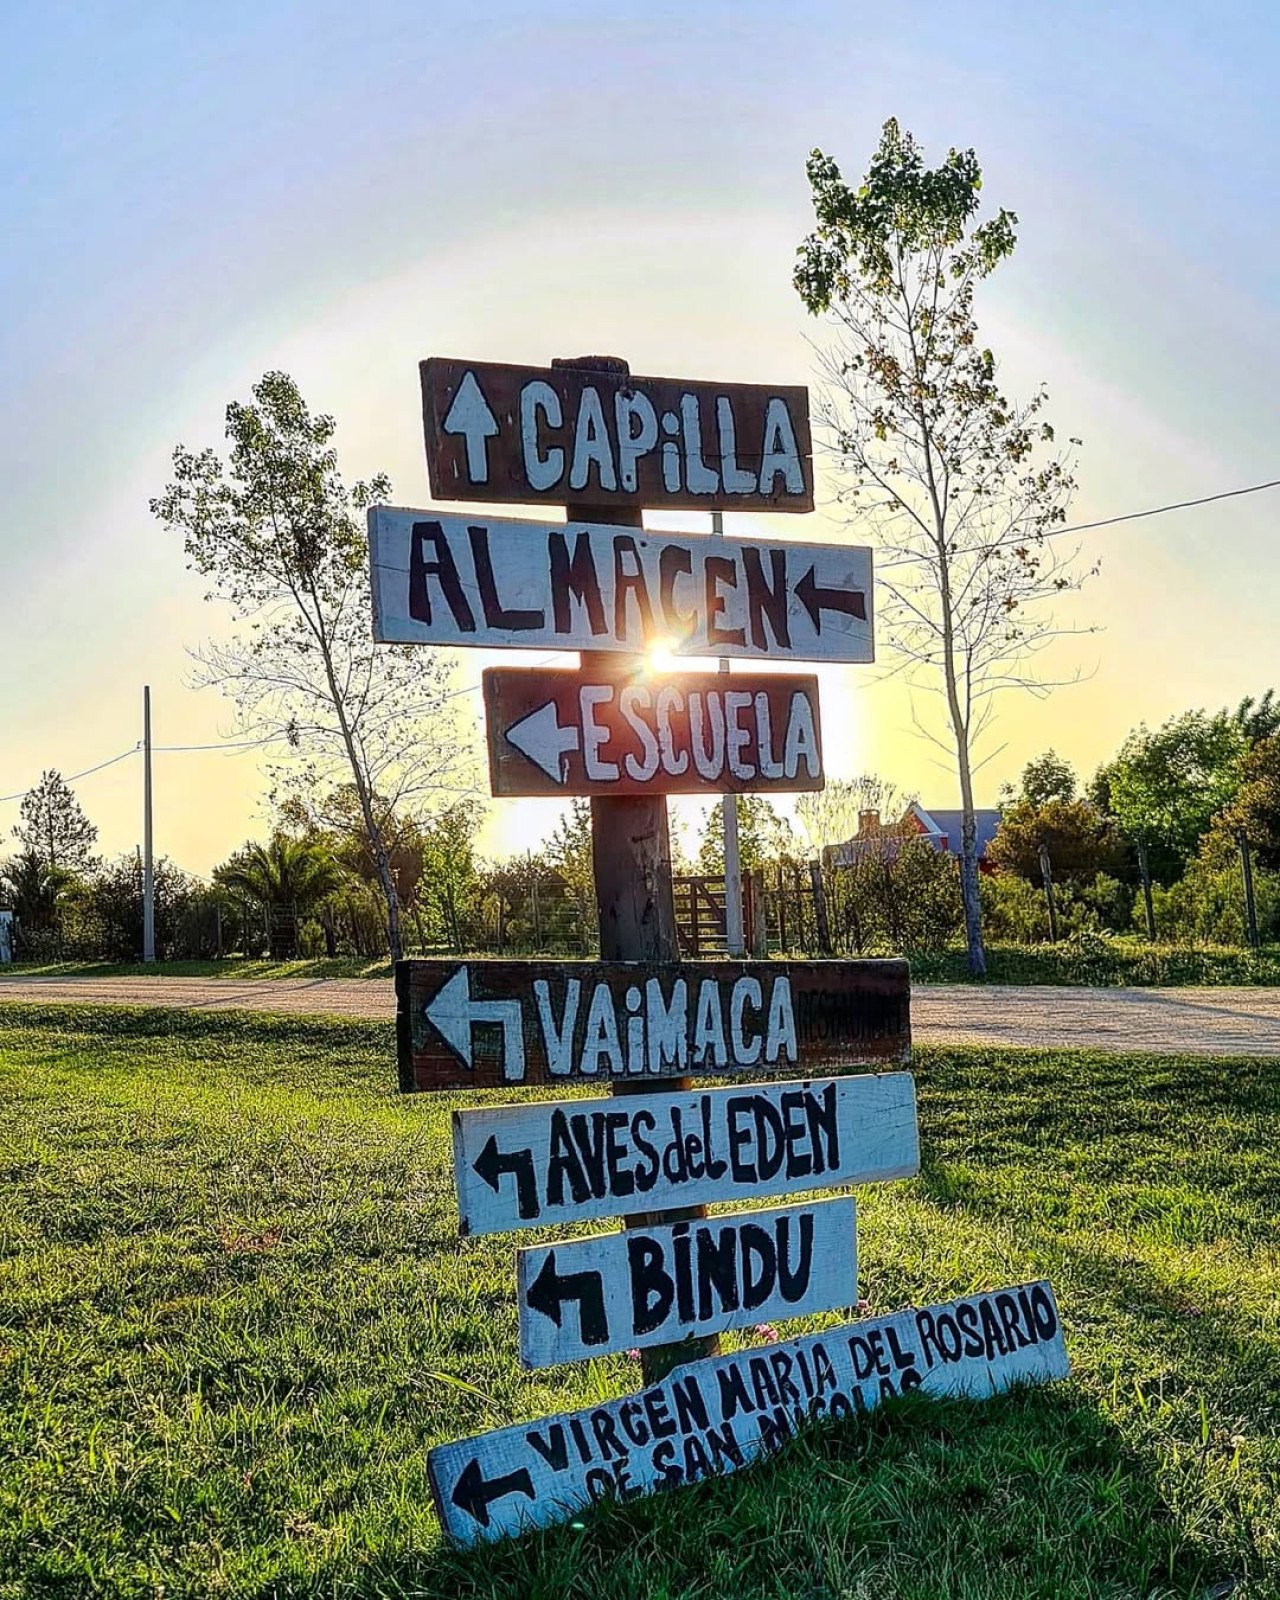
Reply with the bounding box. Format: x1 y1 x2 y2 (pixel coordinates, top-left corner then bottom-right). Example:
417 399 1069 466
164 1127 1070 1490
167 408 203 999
428 1280 1069 1546
451 1073 919 1237
367 509 875 664
420 358 813 513
483 667 823 798
516 1198 856 1369
397 959 910 1091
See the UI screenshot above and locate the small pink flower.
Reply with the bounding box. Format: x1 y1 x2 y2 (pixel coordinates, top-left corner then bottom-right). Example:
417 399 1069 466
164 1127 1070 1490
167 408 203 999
625 1348 641 1362
754 1324 779 1344
855 1299 871 1313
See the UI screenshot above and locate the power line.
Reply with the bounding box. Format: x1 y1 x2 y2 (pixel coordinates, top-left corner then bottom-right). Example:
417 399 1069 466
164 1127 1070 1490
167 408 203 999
1052 475 1280 538
0 745 139 805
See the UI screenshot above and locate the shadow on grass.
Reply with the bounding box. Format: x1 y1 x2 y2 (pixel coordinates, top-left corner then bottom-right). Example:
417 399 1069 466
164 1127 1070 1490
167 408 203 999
261 1384 1209 1600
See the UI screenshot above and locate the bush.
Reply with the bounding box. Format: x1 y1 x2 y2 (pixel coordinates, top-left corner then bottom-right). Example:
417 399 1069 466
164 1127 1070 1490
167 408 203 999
981 871 1133 942
828 840 963 953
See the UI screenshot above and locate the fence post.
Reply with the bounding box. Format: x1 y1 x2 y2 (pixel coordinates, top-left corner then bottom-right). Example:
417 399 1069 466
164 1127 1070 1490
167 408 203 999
1136 836 1156 941
1238 833 1260 950
809 860 832 955
775 862 788 952
1038 842 1059 943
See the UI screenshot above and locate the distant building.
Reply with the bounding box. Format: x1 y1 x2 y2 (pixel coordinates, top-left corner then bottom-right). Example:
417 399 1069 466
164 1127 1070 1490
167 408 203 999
828 802 1003 873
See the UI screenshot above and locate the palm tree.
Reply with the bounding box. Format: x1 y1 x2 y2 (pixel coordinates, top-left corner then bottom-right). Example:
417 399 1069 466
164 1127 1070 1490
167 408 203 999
0 848 77 958
214 836 343 958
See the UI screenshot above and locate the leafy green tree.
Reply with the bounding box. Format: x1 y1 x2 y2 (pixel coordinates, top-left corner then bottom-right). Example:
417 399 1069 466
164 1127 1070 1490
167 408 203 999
1230 690 1280 747
152 372 474 962
698 796 796 875
987 798 1125 885
794 120 1093 976
214 835 344 958
1219 736 1280 868
545 800 597 943
13 770 98 875
418 800 486 952
79 852 197 962
1093 712 1247 883
1004 750 1076 809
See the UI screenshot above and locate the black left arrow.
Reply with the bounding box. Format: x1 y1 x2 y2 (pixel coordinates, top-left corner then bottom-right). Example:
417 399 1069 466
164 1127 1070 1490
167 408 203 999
795 565 867 631
525 1250 609 1346
472 1135 539 1221
451 1457 535 1529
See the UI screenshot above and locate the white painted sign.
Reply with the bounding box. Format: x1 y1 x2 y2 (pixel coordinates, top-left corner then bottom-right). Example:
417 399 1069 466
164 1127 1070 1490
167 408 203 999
428 1280 1070 1545
368 509 875 663
451 1074 919 1237
517 1198 856 1369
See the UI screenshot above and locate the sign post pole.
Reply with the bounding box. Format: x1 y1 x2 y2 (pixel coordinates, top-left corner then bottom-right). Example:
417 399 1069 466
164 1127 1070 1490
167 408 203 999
557 353 719 1383
712 509 745 956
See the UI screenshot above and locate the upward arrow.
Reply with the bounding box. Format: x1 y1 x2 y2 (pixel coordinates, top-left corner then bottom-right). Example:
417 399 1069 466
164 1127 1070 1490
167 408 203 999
442 370 499 484
450 1457 535 1530
504 700 580 783
423 967 527 1081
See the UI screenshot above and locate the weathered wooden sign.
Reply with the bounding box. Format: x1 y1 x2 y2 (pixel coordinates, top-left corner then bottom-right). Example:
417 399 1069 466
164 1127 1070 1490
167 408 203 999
420 358 813 512
482 667 824 797
428 1280 1069 1545
451 1073 918 1237
397 959 910 1091
517 1198 856 1369
367 509 874 663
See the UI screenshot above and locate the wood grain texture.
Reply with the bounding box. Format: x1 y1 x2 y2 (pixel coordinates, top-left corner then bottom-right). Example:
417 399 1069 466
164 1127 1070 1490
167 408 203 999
397 958 911 1091
450 1072 919 1236
366 508 875 663
420 357 813 512
427 1280 1070 1546
483 667 824 797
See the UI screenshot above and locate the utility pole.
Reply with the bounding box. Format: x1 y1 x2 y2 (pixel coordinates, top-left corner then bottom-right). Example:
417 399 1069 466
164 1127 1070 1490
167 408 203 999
713 510 745 957
143 685 155 963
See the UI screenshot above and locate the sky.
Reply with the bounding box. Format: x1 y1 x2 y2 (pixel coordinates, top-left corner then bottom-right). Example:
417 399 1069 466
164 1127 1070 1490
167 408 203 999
3 0 1279 876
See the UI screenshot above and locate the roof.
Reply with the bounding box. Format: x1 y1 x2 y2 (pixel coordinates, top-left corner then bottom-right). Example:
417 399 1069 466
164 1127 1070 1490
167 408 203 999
911 805 1002 857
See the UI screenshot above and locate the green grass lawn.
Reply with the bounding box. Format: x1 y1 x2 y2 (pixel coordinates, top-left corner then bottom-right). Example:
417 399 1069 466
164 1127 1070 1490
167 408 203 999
1 1005 1277 1598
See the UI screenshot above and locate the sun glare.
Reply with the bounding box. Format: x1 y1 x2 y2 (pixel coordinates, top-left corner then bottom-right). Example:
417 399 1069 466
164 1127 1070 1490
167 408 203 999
646 639 680 674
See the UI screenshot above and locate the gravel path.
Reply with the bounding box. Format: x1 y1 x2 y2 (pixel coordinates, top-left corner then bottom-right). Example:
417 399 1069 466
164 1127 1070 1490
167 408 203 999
3 975 1279 1055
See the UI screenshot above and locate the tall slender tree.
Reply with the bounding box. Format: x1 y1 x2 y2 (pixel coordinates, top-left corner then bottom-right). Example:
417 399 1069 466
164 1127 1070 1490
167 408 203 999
13 770 98 876
153 372 475 962
794 120 1094 974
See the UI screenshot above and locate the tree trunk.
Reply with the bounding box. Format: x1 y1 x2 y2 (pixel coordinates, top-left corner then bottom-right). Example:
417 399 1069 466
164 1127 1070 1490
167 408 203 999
955 739 987 977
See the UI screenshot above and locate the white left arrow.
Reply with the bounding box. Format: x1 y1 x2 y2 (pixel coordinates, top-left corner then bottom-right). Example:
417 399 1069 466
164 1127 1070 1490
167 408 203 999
424 967 526 1081
504 700 580 783
442 370 499 484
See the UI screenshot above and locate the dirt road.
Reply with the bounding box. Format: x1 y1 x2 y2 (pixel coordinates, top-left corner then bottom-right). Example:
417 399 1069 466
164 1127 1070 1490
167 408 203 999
3 974 1279 1055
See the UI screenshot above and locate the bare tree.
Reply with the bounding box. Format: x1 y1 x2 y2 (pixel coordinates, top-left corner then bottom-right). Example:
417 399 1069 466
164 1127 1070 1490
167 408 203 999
795 119 1095 974
152 372 478 962
795 774 906 856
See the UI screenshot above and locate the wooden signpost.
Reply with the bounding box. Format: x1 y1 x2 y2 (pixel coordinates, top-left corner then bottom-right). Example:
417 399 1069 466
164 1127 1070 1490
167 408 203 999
367 509 874 662
420 358 814 512
427 1281 1069 1546
371 348 1067 1550
450 1073 919 1236
482 667 823 797
516 1197 857 1368
397 958 911 1090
